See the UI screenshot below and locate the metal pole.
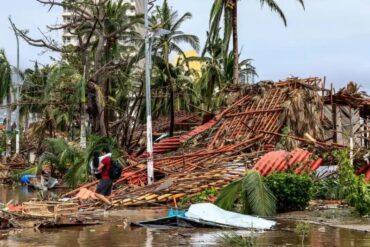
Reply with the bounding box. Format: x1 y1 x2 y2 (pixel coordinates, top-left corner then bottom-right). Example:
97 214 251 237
144 0 154 185
80 64 87 149
9 17 21 154
15 78 20 154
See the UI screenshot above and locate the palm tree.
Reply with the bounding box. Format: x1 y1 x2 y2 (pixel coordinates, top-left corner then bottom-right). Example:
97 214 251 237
150 0 200 136
0 49 12 156
21 63 51 129
190 31 225 110
23 62 82 150
151 56 199 119
189 29 256 110
215 170 276 216
209 0 304 84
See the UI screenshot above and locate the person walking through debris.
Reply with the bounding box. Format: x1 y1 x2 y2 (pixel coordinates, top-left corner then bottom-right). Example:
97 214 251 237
96 147 113 196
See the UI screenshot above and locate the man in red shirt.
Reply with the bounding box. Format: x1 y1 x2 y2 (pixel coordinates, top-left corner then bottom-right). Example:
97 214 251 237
96 147 113 196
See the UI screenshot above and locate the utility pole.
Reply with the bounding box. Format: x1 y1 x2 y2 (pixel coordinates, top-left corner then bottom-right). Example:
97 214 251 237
80 64 87 149
144 0 154 185
9 17 21 155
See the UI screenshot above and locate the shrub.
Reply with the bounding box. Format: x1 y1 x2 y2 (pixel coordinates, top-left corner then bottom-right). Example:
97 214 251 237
178 188 218 207
265 173 313 213
192 188 218 203
334 149 370 216
313 177 341 200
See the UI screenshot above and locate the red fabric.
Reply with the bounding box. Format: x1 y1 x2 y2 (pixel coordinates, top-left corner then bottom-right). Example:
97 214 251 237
101 157 111 179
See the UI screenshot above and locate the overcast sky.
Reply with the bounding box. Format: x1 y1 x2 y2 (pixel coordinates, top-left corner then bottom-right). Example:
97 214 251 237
1 0 369 92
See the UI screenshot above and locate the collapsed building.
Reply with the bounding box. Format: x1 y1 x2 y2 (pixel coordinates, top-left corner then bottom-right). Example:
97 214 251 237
67 78 370 207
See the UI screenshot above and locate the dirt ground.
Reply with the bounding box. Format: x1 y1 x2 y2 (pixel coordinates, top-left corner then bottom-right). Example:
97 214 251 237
275 207 370 232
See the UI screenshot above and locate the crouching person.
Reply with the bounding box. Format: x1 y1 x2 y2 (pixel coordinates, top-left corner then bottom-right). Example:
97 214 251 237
96 147 113 196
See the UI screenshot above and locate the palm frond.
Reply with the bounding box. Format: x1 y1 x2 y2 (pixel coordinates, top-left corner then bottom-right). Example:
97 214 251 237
241 170 276 216
260 0 287 26
0 49 12 101
172 34 200 52
215 179 242 210
172 12 192 32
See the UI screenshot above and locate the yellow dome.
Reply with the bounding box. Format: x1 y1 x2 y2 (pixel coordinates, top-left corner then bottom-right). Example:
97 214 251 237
172 50 203 75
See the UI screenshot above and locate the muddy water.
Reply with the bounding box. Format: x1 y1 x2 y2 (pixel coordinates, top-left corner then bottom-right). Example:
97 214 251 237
2 220 369 247
0 185 66 204
0 187 369 247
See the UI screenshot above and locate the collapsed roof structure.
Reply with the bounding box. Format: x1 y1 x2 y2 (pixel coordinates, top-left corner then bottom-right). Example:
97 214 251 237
67 78 370 206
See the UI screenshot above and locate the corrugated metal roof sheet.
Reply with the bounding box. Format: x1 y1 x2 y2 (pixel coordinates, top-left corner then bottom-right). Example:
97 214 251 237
253 148 323 176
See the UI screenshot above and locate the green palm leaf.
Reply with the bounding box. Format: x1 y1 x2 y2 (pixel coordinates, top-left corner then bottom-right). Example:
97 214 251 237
216 170 276 216
0 50 12 101
241 170 276 216
215 180 242 211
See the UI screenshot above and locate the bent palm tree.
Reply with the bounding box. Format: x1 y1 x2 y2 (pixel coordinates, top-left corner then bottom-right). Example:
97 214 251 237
209 0 305 84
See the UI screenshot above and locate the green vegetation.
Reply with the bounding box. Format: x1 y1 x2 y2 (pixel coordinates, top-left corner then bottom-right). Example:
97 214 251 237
191 188 218 203
2 0 279 187
265 173 313 213
313 177 341 200
12 135 122 187
4 0 261 161
216 170 276 216
178 188 218 207
0 49 12 156
334 149 370 216
208 0 304 84
149 0 200 136
219 232 256 247
295 222 311 247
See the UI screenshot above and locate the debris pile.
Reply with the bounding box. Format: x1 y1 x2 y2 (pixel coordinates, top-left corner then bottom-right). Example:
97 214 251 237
64 78 370 208
0 155 28 183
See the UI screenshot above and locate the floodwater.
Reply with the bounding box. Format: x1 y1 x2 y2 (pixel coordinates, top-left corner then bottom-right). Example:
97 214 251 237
0 186 369 247
0 185 66 204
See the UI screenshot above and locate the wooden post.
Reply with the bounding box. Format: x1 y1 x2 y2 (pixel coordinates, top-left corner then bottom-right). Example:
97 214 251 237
321 76 326 121
331 83 338 143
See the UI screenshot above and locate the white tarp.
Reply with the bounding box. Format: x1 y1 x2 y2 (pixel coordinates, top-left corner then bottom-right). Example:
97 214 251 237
185 203 276 230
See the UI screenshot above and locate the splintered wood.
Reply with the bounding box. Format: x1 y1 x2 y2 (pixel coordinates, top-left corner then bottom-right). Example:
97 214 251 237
22 202 78 220
113 164 246 206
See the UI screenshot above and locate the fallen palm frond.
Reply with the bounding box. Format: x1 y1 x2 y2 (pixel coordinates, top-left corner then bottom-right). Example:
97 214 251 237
215 180 242 211
241 170 276 216
216 170 276 216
